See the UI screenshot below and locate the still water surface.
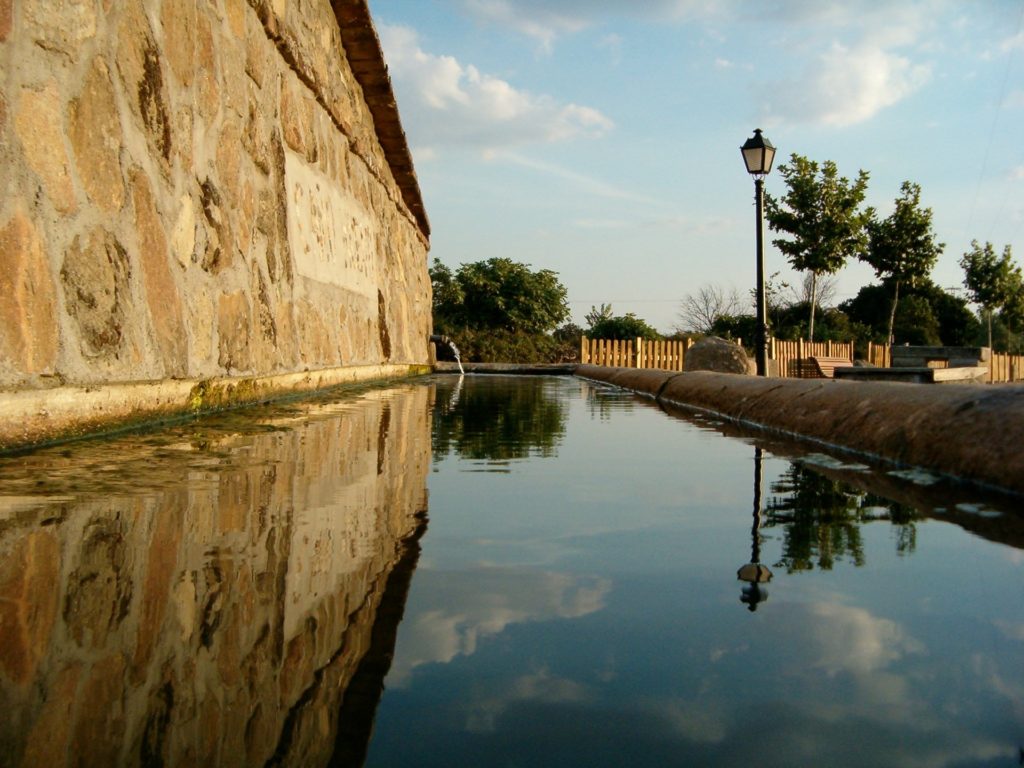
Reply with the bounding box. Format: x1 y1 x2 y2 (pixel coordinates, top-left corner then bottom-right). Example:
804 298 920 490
1 375 1021 766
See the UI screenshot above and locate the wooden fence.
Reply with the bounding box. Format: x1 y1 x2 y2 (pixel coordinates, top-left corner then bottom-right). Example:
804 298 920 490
988 352 1024 383
580 337 691 371
770 339 854 378
580 336 1024 382
580 337 852 378
866 341 891 368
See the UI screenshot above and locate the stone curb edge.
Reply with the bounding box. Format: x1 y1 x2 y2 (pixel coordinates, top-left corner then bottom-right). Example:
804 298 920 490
574 364 1024 499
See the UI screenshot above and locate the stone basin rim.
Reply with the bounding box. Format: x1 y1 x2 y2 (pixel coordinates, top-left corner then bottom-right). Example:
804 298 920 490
574 364 1024 500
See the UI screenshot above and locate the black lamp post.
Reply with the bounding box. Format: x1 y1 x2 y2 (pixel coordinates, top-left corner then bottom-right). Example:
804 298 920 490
740 129 776 377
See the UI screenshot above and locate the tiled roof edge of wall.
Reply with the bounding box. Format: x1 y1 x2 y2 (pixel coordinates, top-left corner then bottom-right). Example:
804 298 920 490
333 0 431 240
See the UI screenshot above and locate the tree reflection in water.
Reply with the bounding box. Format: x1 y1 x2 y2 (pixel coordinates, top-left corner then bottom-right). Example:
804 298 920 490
765 462 921 573
432 376 568 463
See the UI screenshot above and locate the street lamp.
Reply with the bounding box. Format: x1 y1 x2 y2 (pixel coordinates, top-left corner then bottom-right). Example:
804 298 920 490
740 129 776 377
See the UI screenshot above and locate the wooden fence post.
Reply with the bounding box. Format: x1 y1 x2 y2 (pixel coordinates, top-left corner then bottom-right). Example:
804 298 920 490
635 337 643 369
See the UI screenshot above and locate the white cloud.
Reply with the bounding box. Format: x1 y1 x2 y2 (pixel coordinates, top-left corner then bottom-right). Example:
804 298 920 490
455 0 588 52
999 30 1024 53
1005 89 1024 109
805 602 924 675
379 24 613 153
766 41 932 127
386 567 610 685
465 668 591 733
452 0 732 49
494 151 662 206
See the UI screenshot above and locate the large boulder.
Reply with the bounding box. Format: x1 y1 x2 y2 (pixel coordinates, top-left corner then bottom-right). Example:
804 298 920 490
685 336 754 374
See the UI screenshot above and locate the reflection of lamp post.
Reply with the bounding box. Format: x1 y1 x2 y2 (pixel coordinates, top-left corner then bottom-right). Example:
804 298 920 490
740 129 776 377
738 447 773 611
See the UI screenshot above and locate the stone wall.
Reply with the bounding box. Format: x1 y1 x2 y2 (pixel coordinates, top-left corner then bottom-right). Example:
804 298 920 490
0 0 431 396
0 383 431 766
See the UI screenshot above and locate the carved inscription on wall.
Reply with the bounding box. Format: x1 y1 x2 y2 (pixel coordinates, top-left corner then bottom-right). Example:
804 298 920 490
285 150 378 296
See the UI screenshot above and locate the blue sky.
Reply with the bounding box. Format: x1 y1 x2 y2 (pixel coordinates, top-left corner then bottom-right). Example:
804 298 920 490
367 0 1024 333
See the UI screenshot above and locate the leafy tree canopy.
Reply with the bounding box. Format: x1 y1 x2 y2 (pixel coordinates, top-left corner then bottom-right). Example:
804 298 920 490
862 181 944 343
863 182 943 283
959 241 1021 349
430 257 569 336
587 312 661 340
839 280 978 347
764 154 871 340
960 241 1018 311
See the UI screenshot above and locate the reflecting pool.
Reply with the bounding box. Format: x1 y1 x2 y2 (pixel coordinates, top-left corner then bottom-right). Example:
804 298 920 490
0 375 1021 767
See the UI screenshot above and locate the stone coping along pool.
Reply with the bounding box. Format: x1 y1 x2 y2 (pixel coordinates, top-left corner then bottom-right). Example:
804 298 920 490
575 364 1024 498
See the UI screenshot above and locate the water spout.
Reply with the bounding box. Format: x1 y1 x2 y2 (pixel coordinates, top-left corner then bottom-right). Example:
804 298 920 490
430 334 465 375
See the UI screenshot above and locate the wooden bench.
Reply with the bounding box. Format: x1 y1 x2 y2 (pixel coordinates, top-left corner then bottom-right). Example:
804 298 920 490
807 356 854 379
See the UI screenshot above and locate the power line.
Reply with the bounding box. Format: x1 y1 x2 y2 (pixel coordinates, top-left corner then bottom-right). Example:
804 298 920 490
965 4 1024 242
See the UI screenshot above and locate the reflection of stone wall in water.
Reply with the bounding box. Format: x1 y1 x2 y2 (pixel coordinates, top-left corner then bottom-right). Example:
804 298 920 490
0 0 431 391
0 386 431 767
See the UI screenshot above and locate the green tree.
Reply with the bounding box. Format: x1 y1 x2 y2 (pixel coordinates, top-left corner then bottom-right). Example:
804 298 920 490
959 241 1020 350
587 312 661 340
892 294 942 346
862 182 944 344
765 154 871 342
430 257 569 335
429 257 571 363
840 280 978 347
998 269 1024 355
429 259 461 330
584 303 613 328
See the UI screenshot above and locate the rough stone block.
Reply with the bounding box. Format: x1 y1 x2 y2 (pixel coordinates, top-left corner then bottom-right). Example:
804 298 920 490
117 0 173 171
199 178 235 273
218 290 253 372
0 0 10 41
161 0 197 87
195 12 220 123
225 0 245 38
0 210 59 374
131 168 187 376
280 76 312 156
61 228 132 357
24 0 95 55
69 56 125 214
15 82 78 214
170 194 197 268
